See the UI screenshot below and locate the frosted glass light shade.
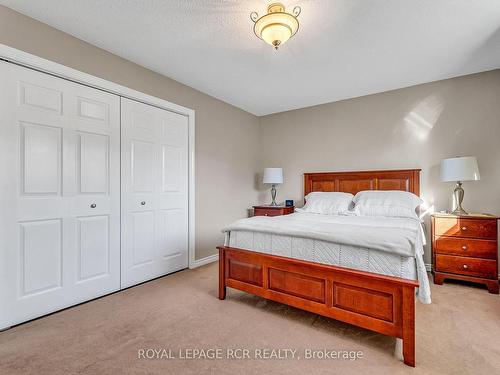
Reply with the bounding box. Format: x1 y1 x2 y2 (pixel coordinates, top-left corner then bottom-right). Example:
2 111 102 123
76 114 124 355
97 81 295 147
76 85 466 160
254 12 299 48
441 156 480 182
251 3 301 49
263 168 283 184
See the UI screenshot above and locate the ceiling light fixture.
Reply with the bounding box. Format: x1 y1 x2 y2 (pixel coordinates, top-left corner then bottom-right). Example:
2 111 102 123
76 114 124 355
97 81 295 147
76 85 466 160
250 3 301 50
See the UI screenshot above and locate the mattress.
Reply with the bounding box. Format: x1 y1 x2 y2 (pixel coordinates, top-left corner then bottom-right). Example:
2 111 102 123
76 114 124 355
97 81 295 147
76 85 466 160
226 230 417 280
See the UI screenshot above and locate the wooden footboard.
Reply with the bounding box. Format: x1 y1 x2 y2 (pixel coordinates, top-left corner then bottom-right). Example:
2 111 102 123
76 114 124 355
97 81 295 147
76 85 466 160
218 246 418 367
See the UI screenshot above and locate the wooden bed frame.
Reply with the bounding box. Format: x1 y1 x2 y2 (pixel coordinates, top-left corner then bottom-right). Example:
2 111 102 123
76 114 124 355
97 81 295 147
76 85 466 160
218 169 421 367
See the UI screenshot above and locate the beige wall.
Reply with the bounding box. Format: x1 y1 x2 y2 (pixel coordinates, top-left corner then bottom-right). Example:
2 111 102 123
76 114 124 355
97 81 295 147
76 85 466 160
259 70 500 264
0 5 260 260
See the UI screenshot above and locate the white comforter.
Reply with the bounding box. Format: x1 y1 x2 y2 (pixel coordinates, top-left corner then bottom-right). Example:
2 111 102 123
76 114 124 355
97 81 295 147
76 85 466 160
223 212 431 303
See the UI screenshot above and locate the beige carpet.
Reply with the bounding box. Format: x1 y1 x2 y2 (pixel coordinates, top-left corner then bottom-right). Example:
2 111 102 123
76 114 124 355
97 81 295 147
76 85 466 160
0 262 499 375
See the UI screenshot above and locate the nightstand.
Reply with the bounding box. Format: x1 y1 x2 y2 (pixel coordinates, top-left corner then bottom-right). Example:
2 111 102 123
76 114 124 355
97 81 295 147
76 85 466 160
431 213 499 294
253 205 294 217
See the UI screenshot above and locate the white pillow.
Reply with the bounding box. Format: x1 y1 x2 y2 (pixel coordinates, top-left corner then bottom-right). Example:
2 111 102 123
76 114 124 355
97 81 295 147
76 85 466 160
353 190 423 219
299 192 354 215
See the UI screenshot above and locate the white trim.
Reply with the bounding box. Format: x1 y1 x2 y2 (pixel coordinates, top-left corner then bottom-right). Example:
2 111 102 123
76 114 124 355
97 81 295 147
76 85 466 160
190 254 219 269
188 112 196 270
0 44 197 269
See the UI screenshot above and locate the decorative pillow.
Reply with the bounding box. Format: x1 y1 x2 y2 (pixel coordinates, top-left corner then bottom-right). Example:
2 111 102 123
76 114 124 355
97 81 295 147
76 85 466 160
298 192 354 215
353 190 423 219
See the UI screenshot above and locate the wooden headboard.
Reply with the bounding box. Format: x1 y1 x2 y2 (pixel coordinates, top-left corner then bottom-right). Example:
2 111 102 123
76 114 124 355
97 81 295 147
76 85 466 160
304 169 421 198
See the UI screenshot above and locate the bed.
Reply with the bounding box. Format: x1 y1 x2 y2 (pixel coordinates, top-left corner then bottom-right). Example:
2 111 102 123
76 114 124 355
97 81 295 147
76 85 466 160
218 169 426 367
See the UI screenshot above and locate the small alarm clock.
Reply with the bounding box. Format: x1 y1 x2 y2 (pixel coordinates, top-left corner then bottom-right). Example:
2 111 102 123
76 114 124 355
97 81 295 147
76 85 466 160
285 200 294 207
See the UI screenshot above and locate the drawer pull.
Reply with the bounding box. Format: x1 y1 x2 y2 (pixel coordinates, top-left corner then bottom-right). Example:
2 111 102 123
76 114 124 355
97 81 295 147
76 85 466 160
90 203 96 208
462 264 468 270
141 201 146 206
461 226 467 231
461 245 467 250
264 213 268 216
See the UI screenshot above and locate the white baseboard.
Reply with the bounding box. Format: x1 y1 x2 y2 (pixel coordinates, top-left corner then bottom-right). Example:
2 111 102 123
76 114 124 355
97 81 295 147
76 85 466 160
189 253 219 269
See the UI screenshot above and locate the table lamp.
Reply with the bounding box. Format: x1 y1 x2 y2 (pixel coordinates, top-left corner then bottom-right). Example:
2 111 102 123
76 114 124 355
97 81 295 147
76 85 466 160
263 168 283 206
440 156 480 215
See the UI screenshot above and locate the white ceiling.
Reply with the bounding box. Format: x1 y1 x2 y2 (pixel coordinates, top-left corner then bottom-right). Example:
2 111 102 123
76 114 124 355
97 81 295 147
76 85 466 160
2 0 500 116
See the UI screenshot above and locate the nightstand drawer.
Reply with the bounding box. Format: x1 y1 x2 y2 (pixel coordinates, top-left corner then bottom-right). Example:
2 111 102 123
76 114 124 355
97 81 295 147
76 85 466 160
435 254 497 279
433 236 497 259
253 205 294 217
433 218 497 239
254 208 283 217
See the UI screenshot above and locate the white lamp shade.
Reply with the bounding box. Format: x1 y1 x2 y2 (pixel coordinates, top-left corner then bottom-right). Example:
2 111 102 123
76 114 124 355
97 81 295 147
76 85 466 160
440 156 480 182
263 168 283 184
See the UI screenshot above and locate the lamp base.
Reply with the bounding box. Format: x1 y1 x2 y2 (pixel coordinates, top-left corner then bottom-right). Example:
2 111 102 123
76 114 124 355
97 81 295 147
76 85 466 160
451 181 468 215
450 207 468 215
270 184 277 206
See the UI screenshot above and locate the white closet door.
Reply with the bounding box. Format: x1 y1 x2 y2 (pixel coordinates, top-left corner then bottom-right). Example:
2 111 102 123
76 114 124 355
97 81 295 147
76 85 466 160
121 98 189 288
0 62 120 329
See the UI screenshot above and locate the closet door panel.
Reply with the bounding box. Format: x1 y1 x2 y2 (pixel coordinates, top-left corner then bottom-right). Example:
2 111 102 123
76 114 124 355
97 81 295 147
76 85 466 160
1 62 70 328
19 219 63 296
72 84 113 132
76 215 110 281
157 209 187 259
121 98 189 288
121 98 160 287
16 79 66 126
132 211 156 266
20 81 63 114
20 123 62 195
78 132 109 194
131 140 155 193
157 109 189 271
0 62 120 329
66 82 120 304
17 121 65 220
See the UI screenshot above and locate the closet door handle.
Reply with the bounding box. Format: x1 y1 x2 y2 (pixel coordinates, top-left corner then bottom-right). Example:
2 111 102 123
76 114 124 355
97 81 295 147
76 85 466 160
90 203 96 208
141 201 146 206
